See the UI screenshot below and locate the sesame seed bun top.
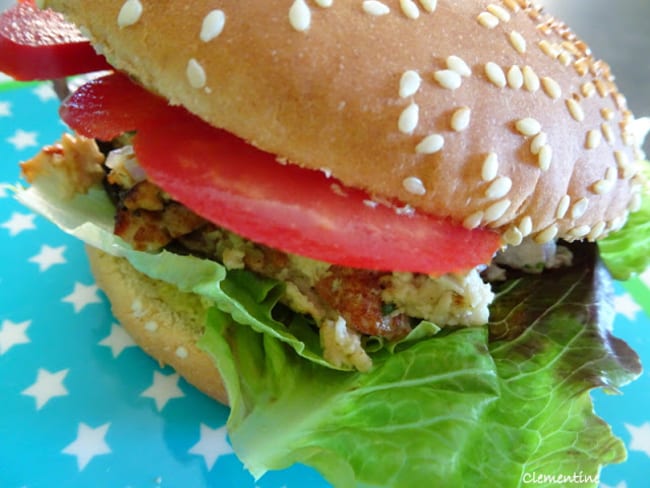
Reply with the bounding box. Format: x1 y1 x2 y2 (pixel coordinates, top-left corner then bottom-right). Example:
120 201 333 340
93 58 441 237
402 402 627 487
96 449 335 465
41 0 645 245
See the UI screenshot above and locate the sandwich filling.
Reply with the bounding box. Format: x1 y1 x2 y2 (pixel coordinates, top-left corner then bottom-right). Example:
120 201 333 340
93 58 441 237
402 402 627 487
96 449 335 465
22 131 574 371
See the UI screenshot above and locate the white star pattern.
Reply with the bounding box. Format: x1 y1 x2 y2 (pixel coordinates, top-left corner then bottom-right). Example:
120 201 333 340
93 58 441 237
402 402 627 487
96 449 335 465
62 422 112 471
22 368 69 410
62 282 102 313
625 422 650 457
188 424 234 470
32 83 57 102
0 182 11 198
140 371 185 411
1 212 36 236
28 244 67 272
0 100 11 117
6 129 38 151
99 323 136 358
614 293 642 321
0 319 31 355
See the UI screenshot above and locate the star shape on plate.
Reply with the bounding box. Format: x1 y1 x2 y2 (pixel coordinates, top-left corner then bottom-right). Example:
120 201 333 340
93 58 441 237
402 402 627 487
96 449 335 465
32 83 58 102
0 182 12 198
188 423 233 470
140 371 186 411
99 323 137 358
1 212 36 236
6 129 38 151
28 244 67 272
625 422 650 458
613 293 642 321
0 319 31 355
62 282 103 313
62 422 112 471
0 100 11 117
22 368 69 410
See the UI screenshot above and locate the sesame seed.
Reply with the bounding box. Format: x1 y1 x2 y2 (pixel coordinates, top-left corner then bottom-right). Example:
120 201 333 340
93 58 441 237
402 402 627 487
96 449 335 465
186 58 207 89
398 103 419 134
610 215 627 232
592 179 613 195
400 0 420 19
573 58 589 76
418 0 437 12
581 81 596 98
587 221 606 240
558 51 573 66
601 123 615 144
541 77 561 99
485 62 506 88
509 31 527 54
518 216 533 237
481 153 499 182
523 66 540 92
415 134 445 154
507 65 524 90
144 321 158 332
447 56 472 77
399 70 422 98
314 0 333 6
362 0 390 15
538 40 561 59
403 176 427 195
502 0 520 11
175 346 189 359
485 176 513 199
586 130 602 149
289 0 311 32
556 195 570 219
200 10 226 42
484 200 511 224
614 150 630 169
434 70 462 90
503 226 523 246
534 224 558 244
594 79 609 97
530 132 547 155
566 99 585 122
487 4 511 22
451 107 471 132
117 0 143 28
569 225 591 238
463 211 484 230
605 166 617 182
477 12 499 29
571 198 589 219
538 145 552 171
600 107 614 120
515 117 542 137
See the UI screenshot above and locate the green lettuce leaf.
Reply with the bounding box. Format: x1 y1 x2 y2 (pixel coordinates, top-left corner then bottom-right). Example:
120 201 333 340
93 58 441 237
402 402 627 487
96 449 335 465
14 183 334 368
599 161 650 280
16 182 642 487
199 244 640 487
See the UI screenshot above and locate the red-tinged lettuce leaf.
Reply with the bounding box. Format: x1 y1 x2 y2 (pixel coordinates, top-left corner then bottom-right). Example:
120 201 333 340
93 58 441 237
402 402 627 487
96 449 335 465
199 243 641 488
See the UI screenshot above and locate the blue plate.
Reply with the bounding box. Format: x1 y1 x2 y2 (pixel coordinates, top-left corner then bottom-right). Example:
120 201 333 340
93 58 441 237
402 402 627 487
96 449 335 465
1 81 649 488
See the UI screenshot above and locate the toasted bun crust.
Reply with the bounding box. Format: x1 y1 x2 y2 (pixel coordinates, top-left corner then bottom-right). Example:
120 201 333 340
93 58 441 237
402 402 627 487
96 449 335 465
44 0 643 244
87 246 229 405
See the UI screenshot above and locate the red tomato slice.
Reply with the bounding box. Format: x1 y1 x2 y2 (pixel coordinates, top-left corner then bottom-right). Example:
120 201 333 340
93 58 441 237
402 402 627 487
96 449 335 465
0 1 111 80
62 73 501 274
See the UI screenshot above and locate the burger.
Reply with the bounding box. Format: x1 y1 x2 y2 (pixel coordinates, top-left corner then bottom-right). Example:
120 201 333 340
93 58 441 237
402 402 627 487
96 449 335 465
1 0 649 486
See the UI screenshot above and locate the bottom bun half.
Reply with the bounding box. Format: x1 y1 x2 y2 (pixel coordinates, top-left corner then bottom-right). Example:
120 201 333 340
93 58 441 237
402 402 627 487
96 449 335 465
87 247 229 405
